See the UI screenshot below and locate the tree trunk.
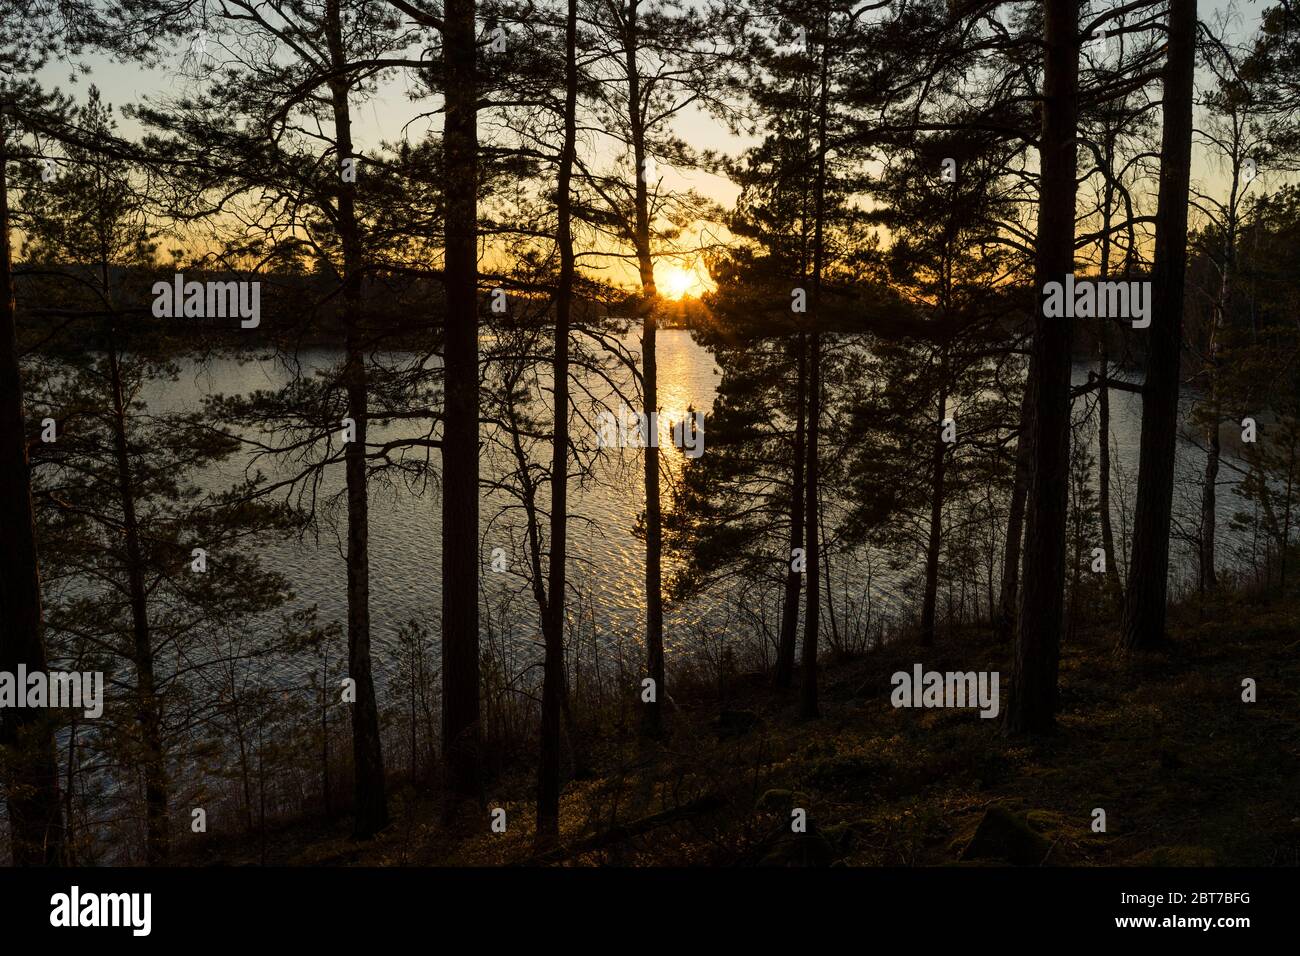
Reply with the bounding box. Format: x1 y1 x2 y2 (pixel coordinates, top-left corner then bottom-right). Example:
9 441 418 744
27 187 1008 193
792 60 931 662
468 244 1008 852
1200 415 1220 592
537 0 577 845
1006 0 1079 735
409 663 417 782
62 719 78 864
321 650 332 817
1097 152 1122 605
441 0 483 802
1121 0 1196 652
775 333 806 687
1098 339 1122 601
1068 465 1084 644
107 336 168 863
1278 442 1295 594
920 374 949 646
0 107 64 865
326 0 388 837
820 505 840 651
625 0 666 738
1199 193 1236 595
799 19 830 720
996 378 1032 643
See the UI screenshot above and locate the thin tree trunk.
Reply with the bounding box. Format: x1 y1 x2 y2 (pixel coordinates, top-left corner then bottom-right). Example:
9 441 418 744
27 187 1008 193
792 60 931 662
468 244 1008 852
409 658 417 782
996 366 1033 643
326 0 388 837
1068 465 1084 643
986 491 997 624
626 0 666 737
1098 339 1121 599
820 505 840 652
1279 447 1294 593
230 687 254 831
0 106 64 865
1200 414 1221 592
107 335 168 863
1006 0 1079 735
1097 148 1122 604
1121 0 1196 651
920 374 949 646
1199 204 1236 595
441 0 483 802
63 718 78 864
321 650 331 817
775 333 806 687
342 338 387 835
537 0 577 845
800 18 830 720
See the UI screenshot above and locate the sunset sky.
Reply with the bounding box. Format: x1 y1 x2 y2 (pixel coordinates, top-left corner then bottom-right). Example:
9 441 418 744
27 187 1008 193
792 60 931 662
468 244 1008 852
34 0 1264 294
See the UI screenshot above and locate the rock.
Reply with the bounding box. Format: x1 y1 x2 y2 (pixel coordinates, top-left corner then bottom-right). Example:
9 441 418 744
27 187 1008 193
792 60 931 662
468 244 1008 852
959 806 1051 866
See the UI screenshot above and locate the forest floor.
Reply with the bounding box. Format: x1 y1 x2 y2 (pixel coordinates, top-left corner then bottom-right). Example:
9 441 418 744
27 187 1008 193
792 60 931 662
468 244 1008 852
189 590 1300 866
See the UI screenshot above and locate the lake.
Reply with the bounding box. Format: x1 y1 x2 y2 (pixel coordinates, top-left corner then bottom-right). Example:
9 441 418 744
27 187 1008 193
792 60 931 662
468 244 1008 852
142 330 1252 692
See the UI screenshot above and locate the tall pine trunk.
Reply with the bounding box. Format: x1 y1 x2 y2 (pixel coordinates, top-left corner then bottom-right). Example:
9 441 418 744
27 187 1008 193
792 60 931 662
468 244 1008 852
106 335 168 862
1097 141 1122 604
326 0 388 839
537 0 577 845
0 108 64 865
441 0 483 801
799 19 830 720
1199 189 1237 594
625 0 666 737
1121 0 1196 651
775 333 806 687
1006 0 1079 735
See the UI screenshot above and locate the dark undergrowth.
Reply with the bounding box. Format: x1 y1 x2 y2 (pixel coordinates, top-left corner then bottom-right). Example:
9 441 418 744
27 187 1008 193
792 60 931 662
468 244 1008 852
177 589 1300 867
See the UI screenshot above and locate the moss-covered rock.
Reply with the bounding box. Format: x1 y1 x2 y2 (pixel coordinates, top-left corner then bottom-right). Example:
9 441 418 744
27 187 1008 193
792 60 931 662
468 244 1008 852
959 806 1051 865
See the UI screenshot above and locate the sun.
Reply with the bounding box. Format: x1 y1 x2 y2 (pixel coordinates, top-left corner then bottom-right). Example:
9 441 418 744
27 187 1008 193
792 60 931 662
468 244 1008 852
657 263 709 301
